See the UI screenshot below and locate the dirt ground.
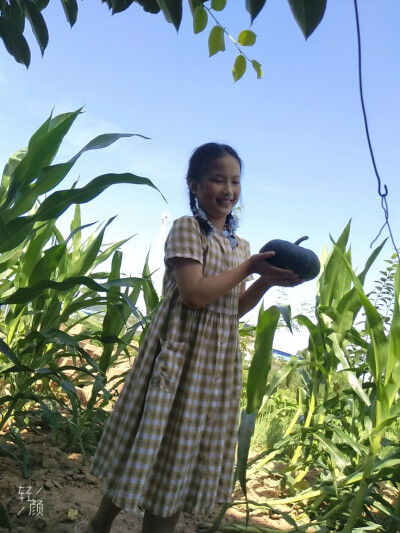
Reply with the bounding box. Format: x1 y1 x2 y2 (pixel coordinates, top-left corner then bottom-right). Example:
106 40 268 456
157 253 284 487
0 431 301 533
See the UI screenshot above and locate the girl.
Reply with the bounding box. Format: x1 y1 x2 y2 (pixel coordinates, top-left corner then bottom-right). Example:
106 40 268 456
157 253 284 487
87 143 300 533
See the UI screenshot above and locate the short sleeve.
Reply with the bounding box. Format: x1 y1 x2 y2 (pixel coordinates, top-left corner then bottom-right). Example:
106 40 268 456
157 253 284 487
240 237 253 288
164 216 204 265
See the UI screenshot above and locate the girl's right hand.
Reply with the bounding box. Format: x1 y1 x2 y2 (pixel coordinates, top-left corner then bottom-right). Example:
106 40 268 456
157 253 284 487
247 252 301 287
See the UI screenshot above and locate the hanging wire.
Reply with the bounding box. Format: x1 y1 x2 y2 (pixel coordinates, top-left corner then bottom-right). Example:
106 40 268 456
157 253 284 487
353 0 400 261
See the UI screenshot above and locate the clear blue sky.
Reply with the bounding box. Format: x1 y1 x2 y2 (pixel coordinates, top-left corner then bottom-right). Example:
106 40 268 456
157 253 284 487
1 1 399 351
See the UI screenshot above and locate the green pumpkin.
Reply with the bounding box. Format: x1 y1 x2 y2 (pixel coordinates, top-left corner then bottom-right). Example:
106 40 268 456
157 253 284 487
259 236 320 281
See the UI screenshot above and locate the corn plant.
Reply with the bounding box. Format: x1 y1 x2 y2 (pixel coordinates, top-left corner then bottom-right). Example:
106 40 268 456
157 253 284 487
212 222 400 532
0 109 163 470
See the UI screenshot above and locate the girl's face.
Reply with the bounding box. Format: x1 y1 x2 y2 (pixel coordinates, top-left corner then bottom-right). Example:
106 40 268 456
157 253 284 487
190 155 241 231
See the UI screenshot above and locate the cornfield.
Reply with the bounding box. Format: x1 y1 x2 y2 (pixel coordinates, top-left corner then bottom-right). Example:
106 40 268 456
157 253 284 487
1 110 399 532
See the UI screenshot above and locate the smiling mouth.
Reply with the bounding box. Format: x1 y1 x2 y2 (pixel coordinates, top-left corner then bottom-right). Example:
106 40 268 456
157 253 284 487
217 199 233 206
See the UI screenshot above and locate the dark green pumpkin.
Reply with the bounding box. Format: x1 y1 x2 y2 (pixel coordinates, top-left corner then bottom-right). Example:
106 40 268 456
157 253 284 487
259 236 320 281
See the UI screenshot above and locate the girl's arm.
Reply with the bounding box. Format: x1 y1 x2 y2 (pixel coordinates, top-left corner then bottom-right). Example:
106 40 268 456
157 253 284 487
238 270 300 317
170 252 299 310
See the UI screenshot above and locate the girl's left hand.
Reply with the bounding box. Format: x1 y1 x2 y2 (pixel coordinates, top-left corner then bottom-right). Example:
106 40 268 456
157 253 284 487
258 262 302 288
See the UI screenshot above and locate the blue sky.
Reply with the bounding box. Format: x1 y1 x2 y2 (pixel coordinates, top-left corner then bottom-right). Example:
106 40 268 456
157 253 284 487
1 1 399 352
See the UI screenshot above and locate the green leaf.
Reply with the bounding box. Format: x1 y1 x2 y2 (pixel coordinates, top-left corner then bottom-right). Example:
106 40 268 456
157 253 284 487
34 172 165 220
313 430 351 470
237 29 256 46
193 4 207 34
330 333 371 406
110 0 135 14
31 0 51 10
157 0 182 31
29 242 67 284
287 0 327 39
60 0 78 26
232 54 246 82
0 18 30 67
251 59 263 79
246 0 267 23
2 0 25 33
0 338 32 371
236 409 257 496
208 25 225 57
246 305 280 414
0 172 165 253
2 109 82 216
211 0 225 10
23 0 49 55
68 217 116 278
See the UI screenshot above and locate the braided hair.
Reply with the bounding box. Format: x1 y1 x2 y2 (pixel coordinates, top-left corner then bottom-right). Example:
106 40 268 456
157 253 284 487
186 143 242 236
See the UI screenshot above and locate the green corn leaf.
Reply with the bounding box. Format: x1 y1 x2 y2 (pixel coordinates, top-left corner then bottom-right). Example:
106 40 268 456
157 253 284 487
67 217 116 278
0 173 165 253
246 305 280 414
324 424 369 457
23 0 49 55
100 251 125 372
335 244 388 384
29 242 67 285
0 276 109 304
0 338 32 371
18 220 56 285
208 25 225 56
2 109 81 215
92 236 133 270
319 221 352 307
313 430 351 469
232 54 246 82
246 0 267 23
295 314 325 363
193 4 207 34
0 17 30 67
386 265 400 400
141 252 160 313
237 29 256 46
59 296 107 322
1 150 25 201
329 333 371 406
236 409 257 497
71 204 82 264
34 172 166 220
287 0 327 39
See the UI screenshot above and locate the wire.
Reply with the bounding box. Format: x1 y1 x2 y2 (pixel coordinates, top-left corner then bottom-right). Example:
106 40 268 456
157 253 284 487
353 0 399 260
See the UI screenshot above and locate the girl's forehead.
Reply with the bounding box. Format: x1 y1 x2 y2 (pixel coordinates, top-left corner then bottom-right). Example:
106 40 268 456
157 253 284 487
207 155 241 175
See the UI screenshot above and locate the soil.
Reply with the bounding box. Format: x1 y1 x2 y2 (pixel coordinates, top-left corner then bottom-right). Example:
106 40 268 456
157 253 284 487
0 431 301 533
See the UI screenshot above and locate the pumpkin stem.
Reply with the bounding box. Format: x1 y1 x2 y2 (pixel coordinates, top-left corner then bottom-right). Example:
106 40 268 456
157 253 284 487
294 236 309 246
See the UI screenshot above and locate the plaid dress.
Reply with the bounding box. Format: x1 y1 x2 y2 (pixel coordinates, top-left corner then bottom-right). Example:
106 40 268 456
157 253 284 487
90 216 252 517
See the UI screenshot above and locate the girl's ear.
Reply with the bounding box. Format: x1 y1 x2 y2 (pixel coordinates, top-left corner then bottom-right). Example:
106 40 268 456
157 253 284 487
188 180 198 195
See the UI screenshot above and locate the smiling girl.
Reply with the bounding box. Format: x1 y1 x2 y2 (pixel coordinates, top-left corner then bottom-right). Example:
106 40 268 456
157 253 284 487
87 143 300 533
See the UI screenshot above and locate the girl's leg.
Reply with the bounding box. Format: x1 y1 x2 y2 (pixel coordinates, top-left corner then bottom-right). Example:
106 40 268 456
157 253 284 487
142 509 181 533
87 495 121 533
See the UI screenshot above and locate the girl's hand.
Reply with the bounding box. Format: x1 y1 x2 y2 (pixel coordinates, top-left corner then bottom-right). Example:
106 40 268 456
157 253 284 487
248 252 302 287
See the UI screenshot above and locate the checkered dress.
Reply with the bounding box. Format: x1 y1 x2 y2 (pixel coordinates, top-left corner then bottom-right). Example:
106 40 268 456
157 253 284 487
90 216 252 518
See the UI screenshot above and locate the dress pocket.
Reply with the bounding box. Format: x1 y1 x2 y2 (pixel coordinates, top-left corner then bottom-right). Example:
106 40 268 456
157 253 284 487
150 340 187 393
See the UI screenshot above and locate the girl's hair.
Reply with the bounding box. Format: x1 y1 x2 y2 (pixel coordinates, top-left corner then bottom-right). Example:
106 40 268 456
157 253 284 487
186 143 242 235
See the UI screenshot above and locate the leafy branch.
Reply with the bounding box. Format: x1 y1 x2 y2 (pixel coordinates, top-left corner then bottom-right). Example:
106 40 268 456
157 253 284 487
0 0 327 77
